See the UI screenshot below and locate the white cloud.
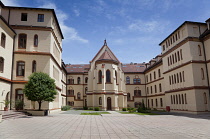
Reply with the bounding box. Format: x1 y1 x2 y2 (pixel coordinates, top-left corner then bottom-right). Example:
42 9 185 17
38 2 88 43
73 9 80 17
128 19 170 34
1 0 20 6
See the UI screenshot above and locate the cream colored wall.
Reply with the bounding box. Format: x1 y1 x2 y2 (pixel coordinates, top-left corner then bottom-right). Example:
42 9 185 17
14 29 51 52
0 82 11 110
0 19 15 79
9 9 52 27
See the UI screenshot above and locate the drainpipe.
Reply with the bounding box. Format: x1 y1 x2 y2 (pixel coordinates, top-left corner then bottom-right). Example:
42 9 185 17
198 25 210 104
10 35 16 110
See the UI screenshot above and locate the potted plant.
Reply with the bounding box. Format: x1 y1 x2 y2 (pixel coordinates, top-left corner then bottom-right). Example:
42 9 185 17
2 100 10 111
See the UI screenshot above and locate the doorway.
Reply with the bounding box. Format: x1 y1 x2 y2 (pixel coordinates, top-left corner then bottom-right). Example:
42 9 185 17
107 97 112 110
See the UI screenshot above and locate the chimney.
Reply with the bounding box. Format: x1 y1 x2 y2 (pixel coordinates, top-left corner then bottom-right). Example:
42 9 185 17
205 18 210 30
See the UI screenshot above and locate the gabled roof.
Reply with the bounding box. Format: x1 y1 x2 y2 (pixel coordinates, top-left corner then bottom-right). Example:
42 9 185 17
122 63 146 73
91 40 120 63
65 64 90 73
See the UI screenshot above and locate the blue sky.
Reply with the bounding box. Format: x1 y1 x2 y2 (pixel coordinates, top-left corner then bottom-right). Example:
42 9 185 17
2 0 210 64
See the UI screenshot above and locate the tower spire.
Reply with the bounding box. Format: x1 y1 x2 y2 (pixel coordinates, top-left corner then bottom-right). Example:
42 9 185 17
104 39 107 46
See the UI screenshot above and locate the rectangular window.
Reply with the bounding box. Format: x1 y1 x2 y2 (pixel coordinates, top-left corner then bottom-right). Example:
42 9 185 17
38 14 44 22
21 13 27 21
17 61 25 76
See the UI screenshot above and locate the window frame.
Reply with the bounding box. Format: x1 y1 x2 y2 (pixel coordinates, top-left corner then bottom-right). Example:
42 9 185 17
21 13 28 21
37 14 44 22
1 33 6 48
18 34 27 49
16 61 25 76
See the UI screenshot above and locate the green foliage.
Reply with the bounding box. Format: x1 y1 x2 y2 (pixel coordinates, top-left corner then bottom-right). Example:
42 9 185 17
15 100 24 110
61 105 71 111
94 107 100 111
153 108 157 111
2 100 10 107
128 108 136 113
24 72 57 110
127 107 131 110
122 108 127 111
89 107 93 110
83 106 88 110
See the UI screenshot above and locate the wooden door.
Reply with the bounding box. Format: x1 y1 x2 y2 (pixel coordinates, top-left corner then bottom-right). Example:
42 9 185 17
107 97 112 110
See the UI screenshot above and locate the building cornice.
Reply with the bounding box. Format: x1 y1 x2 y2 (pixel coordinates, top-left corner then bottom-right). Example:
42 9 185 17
163 60 206 74
165 86 209 93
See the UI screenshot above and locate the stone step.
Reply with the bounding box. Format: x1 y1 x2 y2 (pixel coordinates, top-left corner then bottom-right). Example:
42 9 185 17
2 111 28 120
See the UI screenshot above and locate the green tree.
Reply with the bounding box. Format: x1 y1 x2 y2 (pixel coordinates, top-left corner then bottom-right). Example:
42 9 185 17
24 72 57 110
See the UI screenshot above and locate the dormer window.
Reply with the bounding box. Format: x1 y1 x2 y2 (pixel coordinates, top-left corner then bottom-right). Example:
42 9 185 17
21 13 27 21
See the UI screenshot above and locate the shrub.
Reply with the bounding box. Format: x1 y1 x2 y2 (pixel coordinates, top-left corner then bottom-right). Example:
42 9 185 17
89 107 93 110
94 107 100 111
127 107 131 110
15 100 24 110
83 106 88 110
61 105 71 111
153 108 157 111
122 108 127 111
128 108 136 113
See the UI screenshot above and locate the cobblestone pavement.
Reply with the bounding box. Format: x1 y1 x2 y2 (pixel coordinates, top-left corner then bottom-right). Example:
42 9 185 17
0 111 210 139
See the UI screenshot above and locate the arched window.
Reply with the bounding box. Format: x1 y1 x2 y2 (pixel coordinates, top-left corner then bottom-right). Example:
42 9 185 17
168 57 170 66
155 99 158 107
180 72 182 82
1 33 6 48
115 70 117 84
201 68 205 80
159 83 162 92
176 95 178 104
99 97 102 105
158 69 161 77
148 99 150 108
182 71 185 82
69 77 74 84
0 57 4 72
171 95 173 104
160 98 163 107
150 86 153 94
127 93 130 100
174 74 176 84
150 73 152 81
173 95 175 104
77 77 81 84
177 51 180 61
32 60 36 73
172 54 174 64
85 77 88 83
180 49 183 60
179 94 181 104
170 56 172 65
98 70 102 83
106 70 111 83
147 87 149 94
18 34 27 49
154 85 157 93
198 45 202 56
177 73 179 83
169 76 171 85
85 87 88 94
34 34 38 47
181 94 184 104
184 93 187 104
77 92 81 99
126 76 130 84
175 53 177 63
204 92 207 104
154 71 156 79
17 61 25 76
68 87 74 95
133 78 137 84
134 87 141 96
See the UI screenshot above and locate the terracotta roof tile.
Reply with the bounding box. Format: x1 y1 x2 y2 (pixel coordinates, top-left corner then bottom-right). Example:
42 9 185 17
122 63 146 73
65 64 90 73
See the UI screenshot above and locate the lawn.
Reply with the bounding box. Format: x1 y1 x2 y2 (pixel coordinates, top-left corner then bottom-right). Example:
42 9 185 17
118 112 158 115
81 112 110 115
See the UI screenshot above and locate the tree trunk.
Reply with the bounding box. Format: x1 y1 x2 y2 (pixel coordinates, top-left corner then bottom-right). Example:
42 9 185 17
38 101 42 111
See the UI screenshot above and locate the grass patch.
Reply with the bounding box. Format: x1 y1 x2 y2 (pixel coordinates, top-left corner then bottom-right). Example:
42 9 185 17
83 110 94 111
81 112 110 115
118 112 158 115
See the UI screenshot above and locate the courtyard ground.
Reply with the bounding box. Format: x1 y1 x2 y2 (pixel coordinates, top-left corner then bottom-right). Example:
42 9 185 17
0 110 210 139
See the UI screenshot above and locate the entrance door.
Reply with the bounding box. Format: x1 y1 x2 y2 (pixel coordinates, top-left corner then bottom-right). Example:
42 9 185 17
107 97 112 110
15 89 24 110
